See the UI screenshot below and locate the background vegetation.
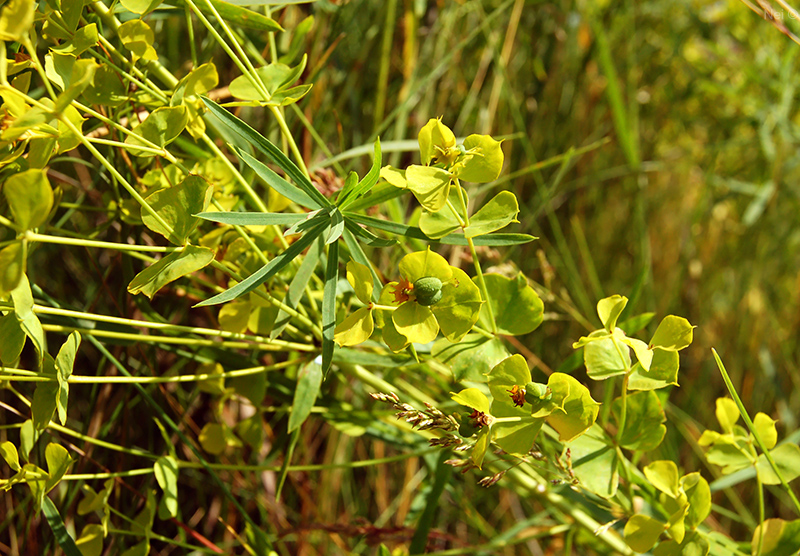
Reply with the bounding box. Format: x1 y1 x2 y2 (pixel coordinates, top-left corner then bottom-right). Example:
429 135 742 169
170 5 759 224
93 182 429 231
2 0 800 554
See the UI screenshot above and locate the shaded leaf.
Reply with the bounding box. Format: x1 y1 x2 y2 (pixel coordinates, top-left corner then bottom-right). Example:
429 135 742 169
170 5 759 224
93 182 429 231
288 360 323 431
141 175 214 244
154 456 179 519
4 168 53 230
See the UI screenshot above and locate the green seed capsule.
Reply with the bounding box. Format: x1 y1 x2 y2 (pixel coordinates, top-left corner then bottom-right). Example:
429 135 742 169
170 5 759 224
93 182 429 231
524 381 551 405
413 276 443 306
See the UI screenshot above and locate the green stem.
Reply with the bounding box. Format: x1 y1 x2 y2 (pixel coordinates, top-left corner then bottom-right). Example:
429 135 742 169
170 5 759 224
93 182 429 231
40 324 315 352
24 232 179 253
1 359 300 384
712 348 800 515
467 236 497 334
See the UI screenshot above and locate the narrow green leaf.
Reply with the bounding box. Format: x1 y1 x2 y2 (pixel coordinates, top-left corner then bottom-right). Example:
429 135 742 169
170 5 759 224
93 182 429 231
409 453 451 554
343 220 397 247
271 237 322 338
325 207 344 244
201 97 329 207
342 227 382 301
196 222 325 307
196 211 307 227
288 360 323 431
339 138 382 210
344 181 406 212
128 245 215 299
345 213 535 246
234 146 317 208
166 0 283 31
321 240 339 374
42 497 83 556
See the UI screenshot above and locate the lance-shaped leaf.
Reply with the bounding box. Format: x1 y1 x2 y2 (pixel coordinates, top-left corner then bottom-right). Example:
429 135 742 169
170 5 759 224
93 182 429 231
321 240 339 374
202 97 330 208
345 213 536 246
288 359 323 431
196 211 307 227
196 221 326 307
233 146 318 209
338 138 382 209
272 238 322 338
128 245 215 299
165 0 283 31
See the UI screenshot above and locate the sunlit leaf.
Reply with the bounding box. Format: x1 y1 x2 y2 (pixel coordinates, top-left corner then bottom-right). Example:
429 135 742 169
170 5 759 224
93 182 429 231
457 134 504 183
624 514 665 553
128 245 214 299
141 175 214 244
124 106 188 157
650 315 694 351
463 191 518 238
478 273 543 336
154 455 179 519
333 307 374 346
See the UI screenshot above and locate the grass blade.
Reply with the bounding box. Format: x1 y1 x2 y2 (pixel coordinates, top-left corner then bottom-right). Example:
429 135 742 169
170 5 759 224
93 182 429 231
42 497 83 556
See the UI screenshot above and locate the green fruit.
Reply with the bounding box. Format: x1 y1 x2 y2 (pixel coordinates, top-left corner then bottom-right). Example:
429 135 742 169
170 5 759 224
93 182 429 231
524 381 551 405
413 276 443 306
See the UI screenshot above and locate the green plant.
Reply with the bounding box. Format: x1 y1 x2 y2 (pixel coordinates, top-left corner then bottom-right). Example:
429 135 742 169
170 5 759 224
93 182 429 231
1 1 799 555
